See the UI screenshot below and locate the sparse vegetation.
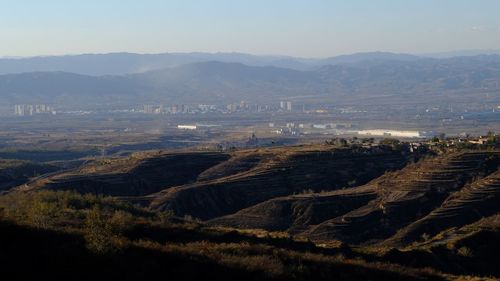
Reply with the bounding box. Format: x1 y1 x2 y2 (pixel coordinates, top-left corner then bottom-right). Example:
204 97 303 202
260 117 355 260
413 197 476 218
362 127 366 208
0 189 447 281
0 145 498 280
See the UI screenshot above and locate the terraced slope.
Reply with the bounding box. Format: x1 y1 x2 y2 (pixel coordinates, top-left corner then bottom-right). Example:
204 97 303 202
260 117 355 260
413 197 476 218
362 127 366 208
381 213 500 277
386 170 500 245
18 151 230 196
150 146 415 220
306 151 499 243
197 151 270 181
209 185 378 233
210 150 499 244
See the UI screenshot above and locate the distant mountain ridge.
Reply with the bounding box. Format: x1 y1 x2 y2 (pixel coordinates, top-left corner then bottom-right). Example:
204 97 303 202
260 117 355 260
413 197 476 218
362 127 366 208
2 50 500 76
1 54 500 106
0 51 425 76
0 52 309 76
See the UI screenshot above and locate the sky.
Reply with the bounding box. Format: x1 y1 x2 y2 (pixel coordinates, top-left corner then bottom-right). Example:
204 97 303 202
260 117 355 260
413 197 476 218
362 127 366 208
1 0 500 58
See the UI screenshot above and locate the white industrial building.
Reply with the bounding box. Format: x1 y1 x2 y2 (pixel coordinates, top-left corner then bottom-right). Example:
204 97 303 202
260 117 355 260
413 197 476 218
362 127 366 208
357 129 423 138
177 125 197 130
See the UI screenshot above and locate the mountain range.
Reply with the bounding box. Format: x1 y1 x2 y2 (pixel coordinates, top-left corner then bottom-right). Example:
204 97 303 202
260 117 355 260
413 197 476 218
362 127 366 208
1 52 500 106
0 51 423 76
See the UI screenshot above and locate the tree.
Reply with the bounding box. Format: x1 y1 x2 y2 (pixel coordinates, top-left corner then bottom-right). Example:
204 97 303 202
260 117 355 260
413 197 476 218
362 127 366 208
338 138 348 146
486 131 497 144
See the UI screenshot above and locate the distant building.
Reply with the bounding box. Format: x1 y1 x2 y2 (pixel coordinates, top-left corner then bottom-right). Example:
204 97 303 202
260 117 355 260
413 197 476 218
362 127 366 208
14 104 53 116
280 101 286 109
469 137 489 145
312 124 329 129
239 101 249 110
279 101 293 111
226 103 238 112
143 104 163 114
198 104 216 112
276 127 299 135
177 125 197 130
170 105 179 114
357 129 423 138
14 104 25 116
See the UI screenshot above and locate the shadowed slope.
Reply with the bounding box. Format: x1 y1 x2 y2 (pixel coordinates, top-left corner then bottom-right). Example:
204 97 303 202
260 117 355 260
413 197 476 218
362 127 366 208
306 151 499 243
386 170 500 245
0 159 59 192
17 151 230 196
150 146 415 220
209 185 377 233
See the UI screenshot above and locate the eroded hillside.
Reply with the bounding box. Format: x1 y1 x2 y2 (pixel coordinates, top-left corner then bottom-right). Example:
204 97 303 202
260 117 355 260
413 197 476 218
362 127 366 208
210 151 499 245
15 151 230 196
149 145 416 220
2 144 500 279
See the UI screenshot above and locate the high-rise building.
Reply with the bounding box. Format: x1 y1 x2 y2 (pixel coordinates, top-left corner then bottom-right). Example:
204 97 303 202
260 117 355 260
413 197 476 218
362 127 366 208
14 105 25 116
279 101 293 111
143 104 163 114
14 104 53 116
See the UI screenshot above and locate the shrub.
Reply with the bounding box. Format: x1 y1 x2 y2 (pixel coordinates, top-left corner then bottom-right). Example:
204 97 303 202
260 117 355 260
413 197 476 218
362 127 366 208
157 210 174 225
457 246 473 257
420 233 430 242
109 210 135 234
27 199 58 229
84 205 116 255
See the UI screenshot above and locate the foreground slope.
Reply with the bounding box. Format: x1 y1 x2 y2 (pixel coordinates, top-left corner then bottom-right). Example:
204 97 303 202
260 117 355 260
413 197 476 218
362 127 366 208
0 191 445 281
1 145 500 279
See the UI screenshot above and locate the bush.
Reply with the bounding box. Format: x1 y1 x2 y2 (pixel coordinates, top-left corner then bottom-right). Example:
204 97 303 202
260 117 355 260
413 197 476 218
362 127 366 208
27 199 58 229
457 246 473 257
109 210 135 234
84 205 116 255
157 210 174 225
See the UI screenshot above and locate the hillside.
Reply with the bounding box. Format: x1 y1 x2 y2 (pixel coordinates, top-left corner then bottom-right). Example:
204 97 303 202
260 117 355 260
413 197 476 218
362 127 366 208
17 151 230 196
14 145 416 209
149 146 415 220
0 71 144 105
210 151 499 243
308 152 498 242
386 170 500 245
0 190 445 281
2 144 500 279
0 159 59 192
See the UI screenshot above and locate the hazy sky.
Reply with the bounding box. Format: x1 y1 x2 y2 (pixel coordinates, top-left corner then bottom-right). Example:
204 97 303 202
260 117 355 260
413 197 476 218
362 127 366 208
1 0 500 57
